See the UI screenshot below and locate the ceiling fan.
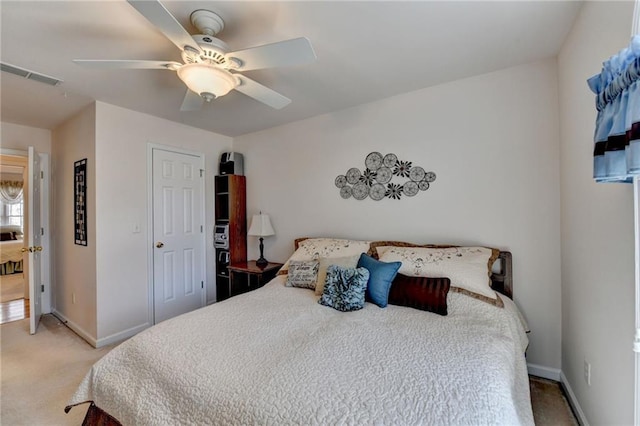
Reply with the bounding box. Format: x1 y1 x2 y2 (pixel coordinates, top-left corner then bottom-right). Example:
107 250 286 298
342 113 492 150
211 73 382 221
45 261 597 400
74 0 316 111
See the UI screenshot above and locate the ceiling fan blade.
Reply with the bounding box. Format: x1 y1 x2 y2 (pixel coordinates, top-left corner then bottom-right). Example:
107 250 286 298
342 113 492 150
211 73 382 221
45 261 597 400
73 60 181 70
227 37 316 71
127 0 202 54
180 90 204 111
234 75 291 109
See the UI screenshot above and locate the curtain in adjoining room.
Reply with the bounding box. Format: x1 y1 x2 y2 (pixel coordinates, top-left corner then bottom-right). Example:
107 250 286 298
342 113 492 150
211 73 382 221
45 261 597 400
588 35 640 183
0 181 23 204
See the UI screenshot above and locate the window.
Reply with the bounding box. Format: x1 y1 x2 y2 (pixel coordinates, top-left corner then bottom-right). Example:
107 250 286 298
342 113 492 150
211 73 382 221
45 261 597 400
0 200 23 229
7 202 22 228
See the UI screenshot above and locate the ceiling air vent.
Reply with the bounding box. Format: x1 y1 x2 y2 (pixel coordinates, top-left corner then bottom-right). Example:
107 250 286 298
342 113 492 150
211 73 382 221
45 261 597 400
1 62 62 86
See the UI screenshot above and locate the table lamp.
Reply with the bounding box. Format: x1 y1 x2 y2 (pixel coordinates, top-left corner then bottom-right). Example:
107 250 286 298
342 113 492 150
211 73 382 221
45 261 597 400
248 212 275 267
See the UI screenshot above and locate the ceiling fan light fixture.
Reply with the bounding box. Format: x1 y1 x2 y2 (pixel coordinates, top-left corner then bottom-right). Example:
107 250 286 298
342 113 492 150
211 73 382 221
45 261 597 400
75 1 316 110
177 63 237 99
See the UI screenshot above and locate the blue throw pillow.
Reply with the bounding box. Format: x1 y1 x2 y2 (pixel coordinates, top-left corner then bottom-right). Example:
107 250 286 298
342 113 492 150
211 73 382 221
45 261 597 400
357 253 401 308
318 265 369 312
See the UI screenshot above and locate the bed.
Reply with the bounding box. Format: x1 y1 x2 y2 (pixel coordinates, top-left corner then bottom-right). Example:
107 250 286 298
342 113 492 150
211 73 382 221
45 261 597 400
66 238 533 425
0 226 24 275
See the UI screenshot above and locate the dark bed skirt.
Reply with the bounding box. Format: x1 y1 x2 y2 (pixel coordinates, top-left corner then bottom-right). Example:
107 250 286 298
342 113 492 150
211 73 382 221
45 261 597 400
66 402 122 426
0 260 23 275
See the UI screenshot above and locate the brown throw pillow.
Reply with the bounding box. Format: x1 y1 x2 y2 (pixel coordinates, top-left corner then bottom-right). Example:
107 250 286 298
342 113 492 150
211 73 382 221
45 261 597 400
388 274 451 316
0 232 14 241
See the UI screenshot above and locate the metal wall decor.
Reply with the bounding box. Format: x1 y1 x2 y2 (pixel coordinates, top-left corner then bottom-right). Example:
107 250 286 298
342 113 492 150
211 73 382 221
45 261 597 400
335 152 436 201
74 159 87 246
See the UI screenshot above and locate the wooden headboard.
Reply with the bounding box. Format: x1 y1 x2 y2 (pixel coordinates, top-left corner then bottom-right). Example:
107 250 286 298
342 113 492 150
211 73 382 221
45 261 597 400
491 251 513 299
293 238 513 299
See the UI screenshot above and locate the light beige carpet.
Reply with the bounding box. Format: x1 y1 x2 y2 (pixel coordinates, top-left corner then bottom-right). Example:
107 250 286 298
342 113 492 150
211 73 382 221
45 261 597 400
530 376 579 425
0 273 25 302
1 314 115 425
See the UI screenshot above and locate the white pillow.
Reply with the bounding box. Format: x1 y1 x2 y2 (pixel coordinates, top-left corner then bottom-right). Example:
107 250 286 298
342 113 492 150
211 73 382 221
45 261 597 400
279 238 371 275
376 246 499 300
315 254 361 296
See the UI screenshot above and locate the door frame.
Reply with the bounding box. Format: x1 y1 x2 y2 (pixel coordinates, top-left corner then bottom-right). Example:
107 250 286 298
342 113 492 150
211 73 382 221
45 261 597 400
635 176 639 425
632 2 639 424
39 153 51 315
146 143 206 326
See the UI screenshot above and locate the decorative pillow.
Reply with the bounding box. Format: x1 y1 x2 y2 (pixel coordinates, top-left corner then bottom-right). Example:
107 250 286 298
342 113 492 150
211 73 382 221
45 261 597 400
318 265 369 312
278 238 371 276
0 225 22 237
388 274 451 316
356 253 401 308
285 260 319 289
315 255 360 296
376 245 499 302
0 232 15 241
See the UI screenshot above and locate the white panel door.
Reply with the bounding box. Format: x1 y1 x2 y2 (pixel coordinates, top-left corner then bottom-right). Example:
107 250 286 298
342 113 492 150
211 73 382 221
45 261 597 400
28 146 42 334
152 148 205 323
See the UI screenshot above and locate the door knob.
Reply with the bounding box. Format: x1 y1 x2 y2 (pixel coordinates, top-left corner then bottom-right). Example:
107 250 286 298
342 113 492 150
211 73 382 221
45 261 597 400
21 247 41 252
156 242 164 248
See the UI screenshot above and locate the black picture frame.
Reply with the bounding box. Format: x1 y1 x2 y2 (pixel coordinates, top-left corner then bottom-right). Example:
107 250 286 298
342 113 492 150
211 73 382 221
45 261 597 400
74 159 87 246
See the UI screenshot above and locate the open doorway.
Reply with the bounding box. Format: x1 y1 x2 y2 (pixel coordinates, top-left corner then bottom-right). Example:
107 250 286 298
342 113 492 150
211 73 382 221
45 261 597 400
0 154 29 324
0 147 50 333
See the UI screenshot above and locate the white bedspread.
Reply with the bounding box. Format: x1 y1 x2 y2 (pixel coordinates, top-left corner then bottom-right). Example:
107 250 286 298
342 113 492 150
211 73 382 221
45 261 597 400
0 239 24 264
68 276 533 425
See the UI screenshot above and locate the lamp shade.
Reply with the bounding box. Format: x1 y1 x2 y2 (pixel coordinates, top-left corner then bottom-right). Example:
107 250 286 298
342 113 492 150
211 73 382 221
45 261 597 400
177 63 237 99
248 213 275 237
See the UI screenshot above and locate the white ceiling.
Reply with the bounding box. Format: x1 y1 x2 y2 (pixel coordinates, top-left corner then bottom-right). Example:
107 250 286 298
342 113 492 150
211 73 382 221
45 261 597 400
0 1 582 138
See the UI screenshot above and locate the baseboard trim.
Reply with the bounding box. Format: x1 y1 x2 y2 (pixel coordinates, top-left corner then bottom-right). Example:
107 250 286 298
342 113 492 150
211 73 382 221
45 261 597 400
95 322 150 348
527 363 561 381
51 310 150 349
52 309 97 347
560 371 590 426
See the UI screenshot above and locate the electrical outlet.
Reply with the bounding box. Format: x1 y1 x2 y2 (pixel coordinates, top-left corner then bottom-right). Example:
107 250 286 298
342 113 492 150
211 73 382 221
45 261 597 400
72 292 76 304
584 360 591 386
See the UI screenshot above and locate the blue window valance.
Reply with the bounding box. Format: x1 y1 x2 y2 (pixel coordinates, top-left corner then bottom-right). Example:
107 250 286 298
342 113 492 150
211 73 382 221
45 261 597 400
588 35 640 183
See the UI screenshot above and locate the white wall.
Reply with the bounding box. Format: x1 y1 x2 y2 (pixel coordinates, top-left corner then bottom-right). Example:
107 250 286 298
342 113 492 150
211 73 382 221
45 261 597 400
94 102 231 344
234 58 562 369
1 121 51 154
51 104 98 339
558 2 635 424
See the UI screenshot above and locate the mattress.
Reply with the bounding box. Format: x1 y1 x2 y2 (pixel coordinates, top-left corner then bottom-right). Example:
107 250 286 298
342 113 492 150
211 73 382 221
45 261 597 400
68 275 533 425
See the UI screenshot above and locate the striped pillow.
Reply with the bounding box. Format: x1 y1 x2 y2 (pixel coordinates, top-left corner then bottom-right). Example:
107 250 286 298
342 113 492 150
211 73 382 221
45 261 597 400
388 274 451 316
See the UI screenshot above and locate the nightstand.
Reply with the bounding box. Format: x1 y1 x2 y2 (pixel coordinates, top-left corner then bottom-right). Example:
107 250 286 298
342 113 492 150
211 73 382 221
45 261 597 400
227 261 284 298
